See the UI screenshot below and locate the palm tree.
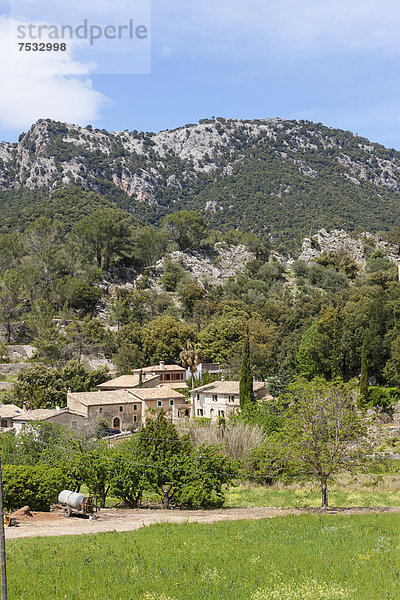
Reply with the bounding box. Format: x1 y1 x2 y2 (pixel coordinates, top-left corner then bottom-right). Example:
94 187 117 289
180 342 204 417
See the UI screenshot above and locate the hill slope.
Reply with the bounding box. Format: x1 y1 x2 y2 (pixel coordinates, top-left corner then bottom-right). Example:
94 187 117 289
2 117 400 241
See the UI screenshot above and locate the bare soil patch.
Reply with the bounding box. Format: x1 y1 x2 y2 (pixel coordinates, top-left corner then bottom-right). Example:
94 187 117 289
5 505 400 540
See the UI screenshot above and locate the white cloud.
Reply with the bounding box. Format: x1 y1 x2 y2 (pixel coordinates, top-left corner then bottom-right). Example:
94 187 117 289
0 16 109 130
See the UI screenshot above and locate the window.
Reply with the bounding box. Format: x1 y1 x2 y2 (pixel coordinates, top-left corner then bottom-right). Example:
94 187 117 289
119 406 124 412
197 393 200 401
98 407 103 413
166 374 171 380
179 373 183 379
228 396 235 403
157 400 163 407
169 399 174 406
133 415 137 423
133 404 138 411
212 394 218 402
0 420 7 428
197 409 204 416
71 420 78 429
218 410 225 417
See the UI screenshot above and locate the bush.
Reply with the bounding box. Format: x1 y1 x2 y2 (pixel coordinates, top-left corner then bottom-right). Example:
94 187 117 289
2 465 68 511
367 387 400 411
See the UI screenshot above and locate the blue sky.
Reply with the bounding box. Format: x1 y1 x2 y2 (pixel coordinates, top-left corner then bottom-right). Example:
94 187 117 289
1 0 400 148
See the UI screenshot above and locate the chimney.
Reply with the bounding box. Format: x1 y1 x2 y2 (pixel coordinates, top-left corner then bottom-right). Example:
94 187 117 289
221 376 225 382
159 361 165 371
56 406 61 412
142 372 146 380
22 402 27 413
67 387 72 394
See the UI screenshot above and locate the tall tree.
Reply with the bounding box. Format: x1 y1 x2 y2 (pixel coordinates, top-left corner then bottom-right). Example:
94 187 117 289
360 337 369 403
239 326 254 409
162 210 207 251
180 341 204 389
180 342 204 416
73 208 132 270
0 270 24 342
279 378 368 508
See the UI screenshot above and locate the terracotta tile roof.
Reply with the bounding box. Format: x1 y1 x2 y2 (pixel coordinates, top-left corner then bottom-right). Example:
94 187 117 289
98 374 159 389
128 387 186 401
13 408 67 421
189 380 267 395
68 390 137 407
0 404 23 419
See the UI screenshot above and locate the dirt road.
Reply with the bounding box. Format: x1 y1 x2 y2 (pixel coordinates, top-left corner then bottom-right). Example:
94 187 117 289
6 506 400 540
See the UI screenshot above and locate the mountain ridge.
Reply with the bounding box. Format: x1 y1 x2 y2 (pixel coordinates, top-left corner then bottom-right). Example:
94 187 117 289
2 117 400 242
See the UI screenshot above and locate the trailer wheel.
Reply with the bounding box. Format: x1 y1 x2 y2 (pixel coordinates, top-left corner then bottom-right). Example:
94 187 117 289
64 506 72 518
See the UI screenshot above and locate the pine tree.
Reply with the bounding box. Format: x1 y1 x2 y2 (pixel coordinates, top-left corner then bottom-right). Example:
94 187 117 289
360 338 369 403
239 326 253 409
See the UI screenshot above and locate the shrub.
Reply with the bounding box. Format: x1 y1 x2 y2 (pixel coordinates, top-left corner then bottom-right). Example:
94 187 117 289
367 387 400 411
2 465 68 511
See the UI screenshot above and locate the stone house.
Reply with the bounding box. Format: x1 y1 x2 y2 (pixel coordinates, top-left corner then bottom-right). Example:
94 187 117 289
97 374 159 391
127 386 190 421
67 390 139 430
12 407 87 433
132 362 186 385
190 380 272 420
0 404 24 429
67 387 189 430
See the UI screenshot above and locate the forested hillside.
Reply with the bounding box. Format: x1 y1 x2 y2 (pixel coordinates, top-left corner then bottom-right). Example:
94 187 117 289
1 117 400 413
2 118 400 242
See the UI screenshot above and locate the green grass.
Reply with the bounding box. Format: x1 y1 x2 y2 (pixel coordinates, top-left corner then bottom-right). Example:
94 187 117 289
225 484 400 508
6 514 400 599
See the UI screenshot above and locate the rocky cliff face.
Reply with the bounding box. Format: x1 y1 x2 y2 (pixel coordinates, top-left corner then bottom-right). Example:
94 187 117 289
148 243 254 290
298 229 399 264
3 117 400 240
2 117 400 197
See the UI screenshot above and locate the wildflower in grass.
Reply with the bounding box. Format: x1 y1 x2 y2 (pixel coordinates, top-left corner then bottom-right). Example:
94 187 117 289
250 555 262 563
251 579 350 599
201 567 224 583
142 593 177 600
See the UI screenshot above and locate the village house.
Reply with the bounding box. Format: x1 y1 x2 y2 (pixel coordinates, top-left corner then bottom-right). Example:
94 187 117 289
132 361 186 385
67 386 189 430
67 390 140 431
127 386 190 421
0 404 24 429
12 407 87 433
190 380 272 420
97 373 159 391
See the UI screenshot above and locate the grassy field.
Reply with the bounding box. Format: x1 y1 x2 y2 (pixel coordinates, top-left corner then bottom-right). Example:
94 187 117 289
225 482 400 508
6 514 400 599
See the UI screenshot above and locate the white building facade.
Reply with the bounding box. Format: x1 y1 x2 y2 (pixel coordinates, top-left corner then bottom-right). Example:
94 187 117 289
190 380 271 420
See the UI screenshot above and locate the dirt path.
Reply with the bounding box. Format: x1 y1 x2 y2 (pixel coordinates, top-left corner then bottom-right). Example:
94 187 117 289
6 506 400 540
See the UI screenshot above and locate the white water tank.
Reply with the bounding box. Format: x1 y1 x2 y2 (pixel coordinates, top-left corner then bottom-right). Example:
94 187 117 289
58 490 86 510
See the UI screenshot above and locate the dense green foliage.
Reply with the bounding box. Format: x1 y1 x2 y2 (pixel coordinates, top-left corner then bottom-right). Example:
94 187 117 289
0 414 234 510
2 465 68 511
1 202 400 413
6 515 400 599
11 361 109 409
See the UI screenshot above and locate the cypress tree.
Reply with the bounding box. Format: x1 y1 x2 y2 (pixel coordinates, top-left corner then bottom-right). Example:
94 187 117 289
240 326 253 409
360 338 369 403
